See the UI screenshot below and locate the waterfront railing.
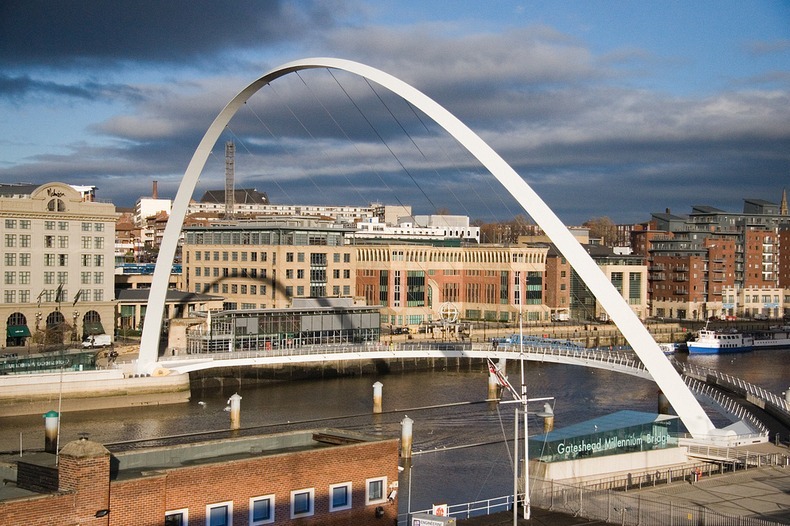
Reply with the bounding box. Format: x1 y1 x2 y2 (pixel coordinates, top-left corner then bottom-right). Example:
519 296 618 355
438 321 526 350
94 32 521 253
679 361 790 429
401 461 790 526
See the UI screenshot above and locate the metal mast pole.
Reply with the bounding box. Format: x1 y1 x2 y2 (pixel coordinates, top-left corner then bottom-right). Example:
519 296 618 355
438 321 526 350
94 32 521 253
519 300 530 520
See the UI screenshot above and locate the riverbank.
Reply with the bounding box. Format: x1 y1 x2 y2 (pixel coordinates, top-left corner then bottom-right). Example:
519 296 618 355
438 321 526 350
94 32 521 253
0 370 191 417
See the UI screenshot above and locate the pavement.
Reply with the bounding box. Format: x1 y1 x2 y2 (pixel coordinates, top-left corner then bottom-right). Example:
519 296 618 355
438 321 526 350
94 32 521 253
459 461 790 525
458 506 606 525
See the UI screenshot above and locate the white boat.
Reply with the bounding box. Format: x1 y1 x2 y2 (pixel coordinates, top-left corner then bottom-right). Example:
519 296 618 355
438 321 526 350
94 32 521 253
687 327 753 354
658 343 678 355
752 328 790 349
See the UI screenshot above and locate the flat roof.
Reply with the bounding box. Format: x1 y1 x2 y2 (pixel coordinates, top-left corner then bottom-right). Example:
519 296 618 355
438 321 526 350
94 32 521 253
531 410 678 442
110 428 385 480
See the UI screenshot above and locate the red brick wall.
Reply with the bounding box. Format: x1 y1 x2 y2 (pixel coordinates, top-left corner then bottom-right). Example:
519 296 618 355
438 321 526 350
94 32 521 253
109 438 399 526
2 438 398 526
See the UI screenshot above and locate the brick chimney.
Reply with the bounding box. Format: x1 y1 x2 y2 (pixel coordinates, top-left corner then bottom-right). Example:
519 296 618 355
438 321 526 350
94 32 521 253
152 180 158 199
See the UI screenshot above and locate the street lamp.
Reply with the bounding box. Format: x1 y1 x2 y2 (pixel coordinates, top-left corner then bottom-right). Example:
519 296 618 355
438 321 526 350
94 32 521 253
72 311 79 343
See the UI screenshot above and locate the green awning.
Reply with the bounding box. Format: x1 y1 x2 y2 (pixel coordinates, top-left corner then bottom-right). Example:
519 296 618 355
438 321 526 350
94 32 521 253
84 321 105 335
7 325 31 337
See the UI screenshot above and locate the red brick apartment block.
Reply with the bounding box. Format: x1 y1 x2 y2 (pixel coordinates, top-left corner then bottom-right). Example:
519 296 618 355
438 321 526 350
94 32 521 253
0 429 400 526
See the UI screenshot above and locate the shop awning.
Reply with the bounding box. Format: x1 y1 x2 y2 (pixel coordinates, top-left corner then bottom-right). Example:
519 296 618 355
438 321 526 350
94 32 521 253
83 321 105 335
7 325 31 338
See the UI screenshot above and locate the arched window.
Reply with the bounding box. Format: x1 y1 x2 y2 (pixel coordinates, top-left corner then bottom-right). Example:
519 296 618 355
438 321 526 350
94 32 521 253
47 198 66 212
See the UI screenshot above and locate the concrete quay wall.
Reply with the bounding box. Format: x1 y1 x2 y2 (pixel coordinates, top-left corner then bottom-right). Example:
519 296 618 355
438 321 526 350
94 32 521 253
0 370 191 417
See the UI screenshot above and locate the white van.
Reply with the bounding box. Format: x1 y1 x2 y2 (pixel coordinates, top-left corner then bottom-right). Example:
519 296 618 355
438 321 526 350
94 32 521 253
82 334 112 348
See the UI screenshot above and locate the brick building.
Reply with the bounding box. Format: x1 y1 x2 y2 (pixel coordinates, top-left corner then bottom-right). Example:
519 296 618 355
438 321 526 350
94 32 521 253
0 429 399 526
642 196 790 320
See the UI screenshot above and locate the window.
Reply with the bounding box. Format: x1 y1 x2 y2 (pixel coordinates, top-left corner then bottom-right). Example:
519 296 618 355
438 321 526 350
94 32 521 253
330 482 352 512
249 495 274 525
290 488 314 518
206 501 232 526
165 508 188 526
48 198 65 212
366 477 387 504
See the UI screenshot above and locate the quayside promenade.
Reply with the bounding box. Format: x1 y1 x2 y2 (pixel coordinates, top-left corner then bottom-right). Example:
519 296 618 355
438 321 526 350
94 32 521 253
440 444 790 525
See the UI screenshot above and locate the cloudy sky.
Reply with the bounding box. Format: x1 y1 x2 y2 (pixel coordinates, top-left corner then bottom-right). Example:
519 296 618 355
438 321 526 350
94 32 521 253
1 1 788 225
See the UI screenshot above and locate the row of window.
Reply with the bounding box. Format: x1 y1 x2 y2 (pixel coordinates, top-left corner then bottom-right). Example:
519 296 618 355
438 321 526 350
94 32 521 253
2 219 106 231
164 477 387 526
192 250 350 264
3 253 106 268
192 267 352 280
192 282 353 298
3 272 104 285
4 288 104 304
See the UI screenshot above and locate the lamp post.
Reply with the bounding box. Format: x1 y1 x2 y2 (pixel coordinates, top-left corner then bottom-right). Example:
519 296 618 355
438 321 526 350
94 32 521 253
72 311 79 343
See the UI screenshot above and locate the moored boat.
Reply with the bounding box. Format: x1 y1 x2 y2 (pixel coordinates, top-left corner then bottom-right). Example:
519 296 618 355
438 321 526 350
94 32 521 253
687 327 753 354
752 328 790 349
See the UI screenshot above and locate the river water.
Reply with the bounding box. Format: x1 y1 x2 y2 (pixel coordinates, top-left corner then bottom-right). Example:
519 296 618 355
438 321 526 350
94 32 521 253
1 348 788 512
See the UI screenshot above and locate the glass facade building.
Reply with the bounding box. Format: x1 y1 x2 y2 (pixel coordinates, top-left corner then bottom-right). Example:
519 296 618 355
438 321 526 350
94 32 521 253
529 410 679 462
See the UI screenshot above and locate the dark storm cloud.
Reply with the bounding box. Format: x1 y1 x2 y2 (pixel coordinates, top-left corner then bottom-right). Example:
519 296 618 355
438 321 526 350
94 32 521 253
0 0 335 67
1 17 787 225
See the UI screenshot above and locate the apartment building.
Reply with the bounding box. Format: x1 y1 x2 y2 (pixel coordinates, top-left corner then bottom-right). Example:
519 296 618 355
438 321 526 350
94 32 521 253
643 194 790 320
181 218 356 310
0 182 117 349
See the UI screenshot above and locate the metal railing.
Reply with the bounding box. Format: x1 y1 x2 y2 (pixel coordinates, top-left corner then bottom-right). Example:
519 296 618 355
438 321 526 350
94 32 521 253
397 495 515 525
400 460 790 526
679 361 790 424
529 469 789 526
163 340 650 375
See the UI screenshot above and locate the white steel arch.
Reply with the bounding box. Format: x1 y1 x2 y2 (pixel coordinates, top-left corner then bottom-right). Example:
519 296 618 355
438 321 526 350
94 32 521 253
139 57 717 438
